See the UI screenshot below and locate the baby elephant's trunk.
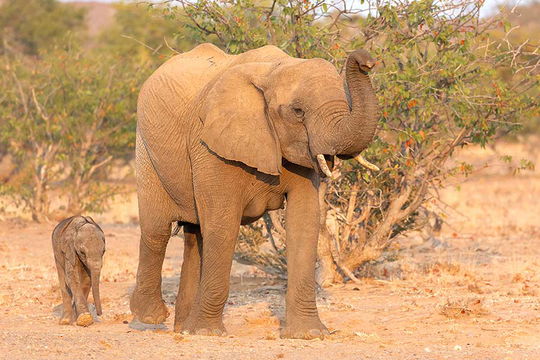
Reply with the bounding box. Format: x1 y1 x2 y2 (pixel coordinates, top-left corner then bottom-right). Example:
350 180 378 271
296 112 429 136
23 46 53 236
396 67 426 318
91 268 102 316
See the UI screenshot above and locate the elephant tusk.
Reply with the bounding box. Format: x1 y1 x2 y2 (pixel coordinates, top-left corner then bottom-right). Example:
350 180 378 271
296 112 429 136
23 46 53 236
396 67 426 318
316 154 333 178
354 154 380 171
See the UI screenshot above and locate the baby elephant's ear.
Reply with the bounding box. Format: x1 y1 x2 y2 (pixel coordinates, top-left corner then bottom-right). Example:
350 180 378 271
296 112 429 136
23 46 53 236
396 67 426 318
82 216 103 233
71 216 90 230
84 216 95 223
55 216 81 238
200 62 282 176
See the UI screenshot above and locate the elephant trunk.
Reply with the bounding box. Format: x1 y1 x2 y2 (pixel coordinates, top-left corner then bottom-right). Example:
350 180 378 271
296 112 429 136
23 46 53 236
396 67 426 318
312 50 379 161
91 267 102 316
338 50 379 154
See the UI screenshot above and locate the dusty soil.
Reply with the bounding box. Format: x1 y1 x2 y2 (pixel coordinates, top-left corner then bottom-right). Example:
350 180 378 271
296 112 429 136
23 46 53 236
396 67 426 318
0 141 539 359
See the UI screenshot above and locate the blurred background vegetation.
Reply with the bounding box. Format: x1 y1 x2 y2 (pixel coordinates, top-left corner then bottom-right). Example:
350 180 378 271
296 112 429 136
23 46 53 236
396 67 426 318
0 0 538 284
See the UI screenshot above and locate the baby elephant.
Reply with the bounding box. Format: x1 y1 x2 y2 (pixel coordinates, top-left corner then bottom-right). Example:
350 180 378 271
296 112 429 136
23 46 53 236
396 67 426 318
52 216 105 326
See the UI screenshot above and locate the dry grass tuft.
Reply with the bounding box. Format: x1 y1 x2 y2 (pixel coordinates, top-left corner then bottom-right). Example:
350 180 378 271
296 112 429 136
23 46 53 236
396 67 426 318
467 282 485 294
521 283 538 296
354 331 381 343
99 340 113 349
512 273 526 283
440 298 489 319
263 332 277 340
109 312 133 324
424 262 466 277
243 309 280 326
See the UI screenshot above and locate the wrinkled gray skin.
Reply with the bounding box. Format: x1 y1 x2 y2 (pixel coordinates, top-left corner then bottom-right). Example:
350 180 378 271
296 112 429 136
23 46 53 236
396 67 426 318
131 44 379 339
52 216 105 326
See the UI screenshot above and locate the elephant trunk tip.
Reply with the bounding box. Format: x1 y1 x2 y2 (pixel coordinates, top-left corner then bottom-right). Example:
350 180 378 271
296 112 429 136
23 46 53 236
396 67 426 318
91 270 102 316
95 301 102 316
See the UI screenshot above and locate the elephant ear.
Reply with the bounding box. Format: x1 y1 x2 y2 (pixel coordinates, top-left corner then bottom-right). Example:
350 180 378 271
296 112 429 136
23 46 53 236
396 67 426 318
82 216 103 233
200 62 282 175
55 216 78 239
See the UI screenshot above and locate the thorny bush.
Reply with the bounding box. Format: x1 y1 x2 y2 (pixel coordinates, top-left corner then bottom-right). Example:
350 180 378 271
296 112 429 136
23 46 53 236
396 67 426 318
166 0 539 284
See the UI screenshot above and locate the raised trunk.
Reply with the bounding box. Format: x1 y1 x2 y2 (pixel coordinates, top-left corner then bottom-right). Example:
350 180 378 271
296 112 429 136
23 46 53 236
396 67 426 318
91 268 102 316
313 50 379 156
339 51 379 154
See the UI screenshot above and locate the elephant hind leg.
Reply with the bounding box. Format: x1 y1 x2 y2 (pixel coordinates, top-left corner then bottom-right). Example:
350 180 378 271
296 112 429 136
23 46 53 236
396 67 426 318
180 207 242 336
173 223 202 332
55 258 75 325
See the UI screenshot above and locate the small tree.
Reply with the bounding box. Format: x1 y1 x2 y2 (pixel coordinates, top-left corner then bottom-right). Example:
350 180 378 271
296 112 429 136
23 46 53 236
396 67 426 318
0 0 86 56
98 2 194 63
0 46 151 221
316 0 538 283
166 0 538 284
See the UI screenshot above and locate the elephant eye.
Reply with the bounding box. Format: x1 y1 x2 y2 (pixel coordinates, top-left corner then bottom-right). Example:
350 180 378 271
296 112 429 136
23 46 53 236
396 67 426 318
292 107 304 118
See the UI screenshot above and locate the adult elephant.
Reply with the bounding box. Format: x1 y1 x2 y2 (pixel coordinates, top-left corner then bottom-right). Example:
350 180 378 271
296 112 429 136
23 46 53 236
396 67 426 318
131 43 379 339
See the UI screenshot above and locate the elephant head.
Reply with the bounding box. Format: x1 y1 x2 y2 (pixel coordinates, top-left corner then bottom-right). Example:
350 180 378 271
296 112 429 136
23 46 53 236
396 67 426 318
71 217 105 316
200 49 379 177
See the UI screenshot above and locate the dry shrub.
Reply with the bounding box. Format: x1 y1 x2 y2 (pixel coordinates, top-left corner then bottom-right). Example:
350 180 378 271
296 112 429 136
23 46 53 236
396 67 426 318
235 215 287 277
167 0 539 284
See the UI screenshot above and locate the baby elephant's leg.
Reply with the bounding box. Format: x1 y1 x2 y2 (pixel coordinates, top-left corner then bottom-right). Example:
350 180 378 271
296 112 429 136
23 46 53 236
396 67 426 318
80 267 91 302
55 258 74 325
79 265 94 325
66 261 93 326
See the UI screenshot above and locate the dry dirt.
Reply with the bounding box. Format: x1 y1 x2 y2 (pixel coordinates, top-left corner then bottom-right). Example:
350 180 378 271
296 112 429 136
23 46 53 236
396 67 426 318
0 141 539 359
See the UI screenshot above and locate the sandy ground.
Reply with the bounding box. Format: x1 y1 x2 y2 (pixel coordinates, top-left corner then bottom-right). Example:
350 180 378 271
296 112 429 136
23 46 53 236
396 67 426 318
0 141 539 359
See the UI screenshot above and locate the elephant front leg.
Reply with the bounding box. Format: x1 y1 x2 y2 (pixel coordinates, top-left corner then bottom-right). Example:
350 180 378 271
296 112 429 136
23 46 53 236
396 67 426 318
66 260 93 327
174 224 202 332
180 211 241 336
281 185 329 340
130 229 171 324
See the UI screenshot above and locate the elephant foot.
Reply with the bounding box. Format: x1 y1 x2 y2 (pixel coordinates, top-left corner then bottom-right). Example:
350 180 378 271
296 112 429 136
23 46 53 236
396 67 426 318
76 312 94 327
178 317 227 336
173 305 194 332
173 317 186 333
130 288 170 324
59 316 73 325
281 318 330 340
59 309 75 325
